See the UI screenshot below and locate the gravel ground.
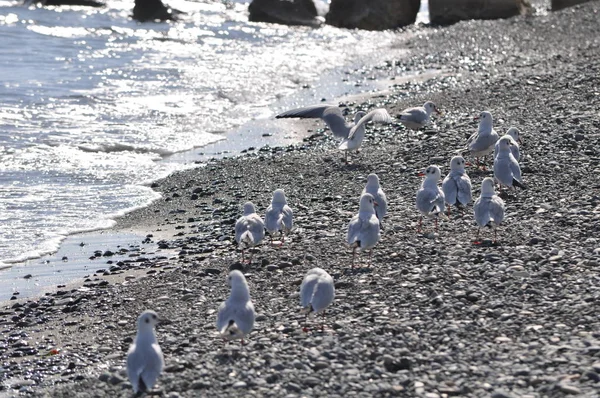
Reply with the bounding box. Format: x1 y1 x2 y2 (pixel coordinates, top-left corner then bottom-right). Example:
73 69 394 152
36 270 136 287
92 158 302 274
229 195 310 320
1 2 599 397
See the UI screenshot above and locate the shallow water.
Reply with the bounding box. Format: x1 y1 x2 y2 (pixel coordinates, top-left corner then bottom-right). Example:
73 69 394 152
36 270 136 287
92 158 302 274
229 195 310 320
0 0 419 270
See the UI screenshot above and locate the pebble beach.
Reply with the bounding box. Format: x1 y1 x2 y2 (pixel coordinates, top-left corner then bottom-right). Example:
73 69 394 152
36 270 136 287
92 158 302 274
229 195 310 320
1 1 600 397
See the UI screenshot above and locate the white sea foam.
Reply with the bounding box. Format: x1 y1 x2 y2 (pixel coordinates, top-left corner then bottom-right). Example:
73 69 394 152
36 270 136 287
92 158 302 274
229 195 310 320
0 0 412 266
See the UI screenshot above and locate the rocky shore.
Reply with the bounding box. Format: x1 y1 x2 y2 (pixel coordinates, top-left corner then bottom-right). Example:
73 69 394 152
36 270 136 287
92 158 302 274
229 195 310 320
1 2 599 397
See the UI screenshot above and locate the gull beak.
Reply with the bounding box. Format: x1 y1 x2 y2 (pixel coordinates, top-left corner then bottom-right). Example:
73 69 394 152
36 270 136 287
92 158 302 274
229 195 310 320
473 116 479 121
374 201 379 207
435 107 443 116
518 138 523 145
465 161 472 166
417 172 425 177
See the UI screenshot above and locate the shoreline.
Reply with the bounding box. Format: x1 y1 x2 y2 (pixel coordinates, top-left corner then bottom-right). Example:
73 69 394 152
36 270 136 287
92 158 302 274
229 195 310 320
1 2 599 396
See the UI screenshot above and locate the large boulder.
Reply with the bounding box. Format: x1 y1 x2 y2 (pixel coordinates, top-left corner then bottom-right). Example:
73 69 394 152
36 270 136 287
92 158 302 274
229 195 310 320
325 0 420 30
249 0 321 27
133 0 182 22
551 0 592 10
429 0 531 26
33 0 104 6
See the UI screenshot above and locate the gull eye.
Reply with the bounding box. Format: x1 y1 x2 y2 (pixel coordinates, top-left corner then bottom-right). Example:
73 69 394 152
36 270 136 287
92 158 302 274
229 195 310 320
152 314 157 319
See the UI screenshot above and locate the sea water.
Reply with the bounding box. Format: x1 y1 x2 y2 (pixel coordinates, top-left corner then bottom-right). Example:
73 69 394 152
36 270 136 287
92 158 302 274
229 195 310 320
0 0 428 275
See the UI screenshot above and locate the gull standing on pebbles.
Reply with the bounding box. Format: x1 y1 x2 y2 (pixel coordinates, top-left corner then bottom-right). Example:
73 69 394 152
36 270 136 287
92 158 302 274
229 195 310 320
217 270 255 345
338 108 393 162
494 127 522 161
397 101 441 130
265 189 293 245
127 310 164 395
300 268 335 331
463 111 499 168
473 177 505 242
442 156 472 215
275 105 365 139
494 136 526 189
235 202 265 263
347 193 380 268
416 165 446 232
362 173 387 225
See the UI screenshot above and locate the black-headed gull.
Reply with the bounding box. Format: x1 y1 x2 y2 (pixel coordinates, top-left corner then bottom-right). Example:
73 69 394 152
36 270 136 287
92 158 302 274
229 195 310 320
127 310 164 394
397 101 441 130
442 156 472 214
338 109 392 162
235 202 265 263
362 173 387 224
217 270 255 345
464 111 499 168
276 105 362 139
493 136 526 189
265 189 293 245
300 268 335 331
494 127 521 161
416 165 446 232
347 193 380 268
473 177 505 242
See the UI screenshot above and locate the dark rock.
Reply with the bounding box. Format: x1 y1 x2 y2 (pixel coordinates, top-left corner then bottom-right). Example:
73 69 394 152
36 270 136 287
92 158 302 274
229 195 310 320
429 0 531 26
552 0 593 11
249 0 321 27
383 356 412 372
133 0 182 22
34 0 104 7
326 0 420 30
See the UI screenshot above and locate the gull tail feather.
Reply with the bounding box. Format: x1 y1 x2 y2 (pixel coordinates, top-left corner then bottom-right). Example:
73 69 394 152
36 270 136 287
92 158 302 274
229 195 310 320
512 178 527 189
220 320 245 340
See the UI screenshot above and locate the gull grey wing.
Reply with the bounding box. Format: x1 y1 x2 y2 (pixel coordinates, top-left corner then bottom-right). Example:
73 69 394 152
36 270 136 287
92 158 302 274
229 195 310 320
281 205 293 231
311 277 334 312
248 214 265 243
216 301 230 333
473 197 492 227
276 105 349 138
347 215 363 245
234 216 249 243
399 107 427 124
469 133 496 152
489 197 505 225
347 109 392 140
300 273 319 308
442 176 457 205
457 175 472 205
509 156 522 182
417 188 443 214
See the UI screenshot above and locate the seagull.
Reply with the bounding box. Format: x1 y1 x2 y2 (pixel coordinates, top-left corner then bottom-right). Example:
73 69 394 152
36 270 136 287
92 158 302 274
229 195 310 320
416 165 446 232
473 177 505 242
300 268 335 331
397 101 441 130
494 127 521 161
265 189 293 245
362 173 387 225
347 193 380 268
235 202 265 263
275 105 364 139
338 108 393 162
463 111 499 168
494 136 526 189
216 270 255 345
442 156 472 215
127 310 164 395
